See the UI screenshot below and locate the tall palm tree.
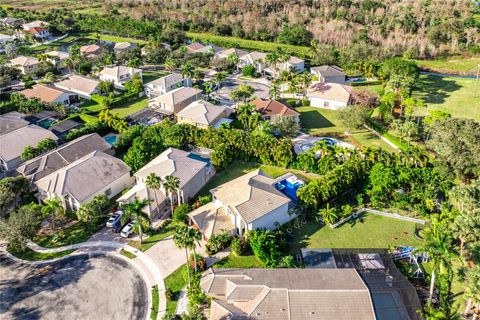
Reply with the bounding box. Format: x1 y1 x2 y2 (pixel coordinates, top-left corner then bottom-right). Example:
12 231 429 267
204 81 215 100
181 63 195 79
163 175 180 214
122 198 152 243
214 71 227 90
145 173 162 216
173 224 195 287
165 58 179 72
41 197 64 230
227 52 239 68
269 80 280 99
189 227 202 273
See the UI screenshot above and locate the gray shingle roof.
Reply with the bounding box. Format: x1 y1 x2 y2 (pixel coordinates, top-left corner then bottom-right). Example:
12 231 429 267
146 73 184 87
311 65 346 77
0 112 28 135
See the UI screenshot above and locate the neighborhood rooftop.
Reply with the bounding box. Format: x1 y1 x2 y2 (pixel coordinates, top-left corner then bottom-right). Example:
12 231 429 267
20 84 72 104
177 100 227 126
251 98 300 117
151 87 202 105
54 75 100 95
307 82 353 103
147 73 184 87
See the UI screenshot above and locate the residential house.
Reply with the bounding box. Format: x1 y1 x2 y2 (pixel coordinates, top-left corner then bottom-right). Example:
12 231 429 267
22 20 47 31
54 75 101 99
310 65 346 84
99 66 142 89
307 82 353 109
215 48 248 60
48 119 83 141
113 42 136 54
148 87 202 115
189 169 294 240
0 112 28 135
17 133 112 183
0 123 58 173
79 44 102 58
10 56 40 74
200 268 377 320
238 51 267 73
265 56 305 77
0 34 14 53
20 84 80 107
25 27 50 41
251 98 300 123
144 73 192 98
176 100 228 128
45 50 69 68
117 148 215 218
35 151 133 211
186 42 215 54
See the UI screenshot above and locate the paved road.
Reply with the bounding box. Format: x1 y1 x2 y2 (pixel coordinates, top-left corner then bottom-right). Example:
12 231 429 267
215 76 271 104
0 252 148 320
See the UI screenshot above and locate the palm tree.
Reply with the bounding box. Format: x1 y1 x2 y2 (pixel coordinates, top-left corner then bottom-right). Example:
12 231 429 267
127 57 141 68
145 173 162 216
181 63 195 79
163 175 180 214
318 204 338 225
417 216 456 306
173 224 195 287
269 80 280 99
265 52 279 78
164 58 178 72
121 198 152 243
214 72 227 90
41 197 65 230
204 81 215 99
189 227 202 273
227 52 239 68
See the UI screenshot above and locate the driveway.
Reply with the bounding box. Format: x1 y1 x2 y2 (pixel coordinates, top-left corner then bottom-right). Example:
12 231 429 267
215 75 271 105
0 252 148 320
87 227 130 244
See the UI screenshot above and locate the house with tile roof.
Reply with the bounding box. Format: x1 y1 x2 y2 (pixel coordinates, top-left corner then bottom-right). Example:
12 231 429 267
22 20 47 30
99 65 142 89
79 44 102 58
215 48 249 60
35 151 133 211
0 123 58 173
307 82 353 109
25 27 50 41
45 50 69 68
17 133 112 183
176 100 228 128
238 51 267 74
117 148 215 218
144 73 192 98
250 98 300 123
20 84 80 106
148 87 202 115
310 65 347 84
186 42 216 54
54 75 100 99
10 56 40 74
264 56 305 76
189 169 295 240
113 42 136 53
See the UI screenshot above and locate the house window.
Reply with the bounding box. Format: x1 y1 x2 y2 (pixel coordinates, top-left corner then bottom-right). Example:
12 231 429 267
323 101 330 108
105 188 112 196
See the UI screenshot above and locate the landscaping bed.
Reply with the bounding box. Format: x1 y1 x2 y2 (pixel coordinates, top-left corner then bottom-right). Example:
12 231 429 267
128 219 175 252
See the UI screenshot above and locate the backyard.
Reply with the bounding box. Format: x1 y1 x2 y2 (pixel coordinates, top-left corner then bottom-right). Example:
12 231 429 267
412 74 480 122
413 56 480 75
297 106 397 152
286 212 423 255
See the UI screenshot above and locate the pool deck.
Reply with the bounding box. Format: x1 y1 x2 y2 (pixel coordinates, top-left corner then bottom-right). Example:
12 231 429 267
292 133 355 155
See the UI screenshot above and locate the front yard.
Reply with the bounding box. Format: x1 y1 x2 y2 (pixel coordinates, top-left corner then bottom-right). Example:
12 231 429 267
297 107 397 152
286 212 422 255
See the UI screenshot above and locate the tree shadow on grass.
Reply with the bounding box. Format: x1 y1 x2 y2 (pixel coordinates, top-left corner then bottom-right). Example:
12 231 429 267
413 74 462 105
300 110 336 129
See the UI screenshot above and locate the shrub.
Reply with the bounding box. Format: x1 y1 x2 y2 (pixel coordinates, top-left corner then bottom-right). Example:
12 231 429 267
286 99 299 107
241 65 258 77
173 203 192 224
189 253 206 271
231 237 251 256
301 99 310 106
205 230 231 255
195 195 212 207
164 288 173 302
248 229 281 267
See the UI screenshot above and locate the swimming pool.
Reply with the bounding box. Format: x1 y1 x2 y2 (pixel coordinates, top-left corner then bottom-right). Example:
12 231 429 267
103 134 118 145
275 178 303 202
37 118 57 129
187 153 211 166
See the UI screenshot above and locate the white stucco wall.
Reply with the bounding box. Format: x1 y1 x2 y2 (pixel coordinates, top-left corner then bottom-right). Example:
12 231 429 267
309 97 348 110
247 202 294 230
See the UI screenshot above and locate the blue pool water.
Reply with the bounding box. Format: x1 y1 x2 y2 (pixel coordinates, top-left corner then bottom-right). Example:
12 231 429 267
104 134 118 145
276 179 303 202
37 118 56 128
187 153 211 167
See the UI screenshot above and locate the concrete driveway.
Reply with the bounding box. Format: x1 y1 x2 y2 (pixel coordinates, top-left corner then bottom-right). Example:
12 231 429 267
0 252 148 320
215 75 271 105
87 226 130 244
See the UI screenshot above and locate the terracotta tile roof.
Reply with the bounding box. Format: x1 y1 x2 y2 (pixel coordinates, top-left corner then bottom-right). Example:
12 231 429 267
251 98 299 117
10 55 39 67
25 27 47 34
187 42 206 51
20 84 71 104
80 44 101 54
55 75 100 95
307 82 352 103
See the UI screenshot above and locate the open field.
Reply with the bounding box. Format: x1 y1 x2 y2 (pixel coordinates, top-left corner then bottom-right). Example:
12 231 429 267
297 106 397 152
287 212 422 255
412 74 480 122
413 56 480 75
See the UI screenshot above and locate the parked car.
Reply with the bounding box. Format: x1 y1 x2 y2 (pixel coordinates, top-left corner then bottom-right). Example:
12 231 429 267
106 210 123 228
112 216 130 233
120 220 136 238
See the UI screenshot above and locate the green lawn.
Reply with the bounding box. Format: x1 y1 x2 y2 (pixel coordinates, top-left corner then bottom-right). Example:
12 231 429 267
164 264 187 316
128 220 175 252
78 32 147 44
287 212 422 255
213 254 263 268
111 96 148 118
9 247 74 261
150 285 160 320
412 74 480 122
413 57 480 75
143 70 169 84
297 106 397 152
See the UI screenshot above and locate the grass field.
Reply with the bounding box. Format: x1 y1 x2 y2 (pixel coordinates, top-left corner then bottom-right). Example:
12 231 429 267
287 212 422 255
128 220 175 252
413 57 480 75
164 264 187 316
412 74 480 122
111 96 148 118
213 254 263 268
297 106 397 152
186 32 310 58
143 70 169 84
9 247 74 261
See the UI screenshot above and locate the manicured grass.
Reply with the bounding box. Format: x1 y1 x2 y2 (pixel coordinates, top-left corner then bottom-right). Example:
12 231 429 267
34 218 106 248
412 74 480 122
9 247 75 261
77 113 99 124
412 57 480 75
111 96 148 118
78 32 147 44
213 254 263 268
143 70 169 84
120 249 137 259
297 106 397 152
164 264 187 315
186 32 310 58
128 220 175 252
287 212 422 255
150 285 160 320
